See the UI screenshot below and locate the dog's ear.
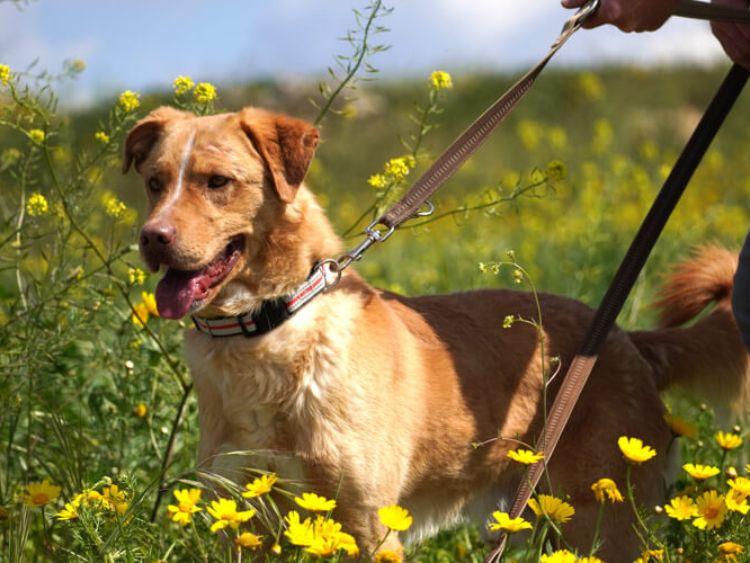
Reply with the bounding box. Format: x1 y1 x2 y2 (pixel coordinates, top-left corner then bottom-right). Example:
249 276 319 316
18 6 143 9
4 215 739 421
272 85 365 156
122 106 190 174
239 108 320 203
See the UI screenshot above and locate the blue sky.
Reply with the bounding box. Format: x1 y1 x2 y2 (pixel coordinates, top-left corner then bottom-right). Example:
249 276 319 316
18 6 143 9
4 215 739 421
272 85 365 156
0 0 726 107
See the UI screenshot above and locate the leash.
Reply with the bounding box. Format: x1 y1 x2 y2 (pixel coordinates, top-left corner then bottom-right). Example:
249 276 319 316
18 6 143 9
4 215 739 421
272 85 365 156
484 62 749 562
324 0 601 278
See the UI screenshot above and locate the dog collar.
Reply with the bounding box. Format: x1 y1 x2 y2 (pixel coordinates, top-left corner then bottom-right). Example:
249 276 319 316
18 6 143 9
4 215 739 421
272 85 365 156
191 263 336 338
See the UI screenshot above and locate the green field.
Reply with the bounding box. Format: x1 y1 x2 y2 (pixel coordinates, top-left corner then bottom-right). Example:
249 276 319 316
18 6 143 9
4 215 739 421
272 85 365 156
1 37 750 563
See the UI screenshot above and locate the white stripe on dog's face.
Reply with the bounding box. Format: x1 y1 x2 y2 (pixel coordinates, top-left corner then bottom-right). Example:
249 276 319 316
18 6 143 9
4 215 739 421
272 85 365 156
157 129 196 217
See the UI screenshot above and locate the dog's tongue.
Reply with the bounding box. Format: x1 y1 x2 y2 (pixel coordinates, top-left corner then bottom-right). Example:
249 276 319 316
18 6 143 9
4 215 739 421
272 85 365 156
156 268 210 319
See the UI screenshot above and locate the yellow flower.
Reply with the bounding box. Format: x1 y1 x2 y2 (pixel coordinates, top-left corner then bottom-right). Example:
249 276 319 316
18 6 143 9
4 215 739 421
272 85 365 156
94 131 110 144
56 501 80 520
375 550 403 563
692 490 726 530
0 64 10 86
384 157 410 182
591 478 624 504
506 448 544 465
235 532 263 549
728 476 750 495
28 129 45 144
271 543 282 555
664 495 697 520
102 484 128 515
294 492 336 512
528 494 575 524
22 479 61 507
368 173 388 189
719 542 745 562
284 510 315 546
72 489 106 508
545 159 567 182
131 302 150 328
577 72 603 101
487 510 532 533
103 193 127 218
715 431 743 450
635 549 664 562
617 436 656 464
173 75 195 95
725 488 749 514
378 504 413 531
26 193 49 216
118 90 140 112
167 488 202 526
207 498 255 532
142 291 159 317
193 82 217 104
133 403 148 418
128 268 146 285
539 549 577 563
242 473 278 498
663 413 698 438
430 70 453 90
683 463 720 481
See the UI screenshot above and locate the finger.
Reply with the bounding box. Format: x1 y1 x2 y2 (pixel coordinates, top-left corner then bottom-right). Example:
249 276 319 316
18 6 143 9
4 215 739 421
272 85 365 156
713 21 750 69
561 0 588 7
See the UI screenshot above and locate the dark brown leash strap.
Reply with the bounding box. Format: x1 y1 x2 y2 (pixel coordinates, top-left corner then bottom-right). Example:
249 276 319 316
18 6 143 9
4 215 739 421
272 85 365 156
485 63 749 563
375 0 600 231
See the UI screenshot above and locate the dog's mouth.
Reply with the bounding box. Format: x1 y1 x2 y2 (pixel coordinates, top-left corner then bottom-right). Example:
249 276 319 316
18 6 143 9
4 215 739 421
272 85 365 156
155 236 245 319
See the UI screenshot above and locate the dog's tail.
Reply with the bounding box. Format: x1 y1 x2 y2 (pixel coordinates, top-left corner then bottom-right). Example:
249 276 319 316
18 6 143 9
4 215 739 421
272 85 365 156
630 245 750 418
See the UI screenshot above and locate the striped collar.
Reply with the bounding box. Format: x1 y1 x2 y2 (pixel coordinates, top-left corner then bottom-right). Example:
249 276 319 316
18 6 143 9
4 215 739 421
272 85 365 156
191 263 333 338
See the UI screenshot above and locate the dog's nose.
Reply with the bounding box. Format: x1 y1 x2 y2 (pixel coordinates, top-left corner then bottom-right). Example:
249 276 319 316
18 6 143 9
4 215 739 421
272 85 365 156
140 220 177 248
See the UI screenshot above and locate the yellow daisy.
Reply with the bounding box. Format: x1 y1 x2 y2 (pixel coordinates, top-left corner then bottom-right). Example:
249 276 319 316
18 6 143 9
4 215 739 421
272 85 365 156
378 505 413 531
715 431 743 450
374 549 403 563
664 495 697 520
284 510 315 546
718 541 744 562
167 488 202 526
487 510 533 533
725 488 749 514
528 494 575 524
242 473 278 498
22 479 61 507
539 549 577 563
506 448 544 465
56 500 80 521
294 492 336 512
591 478 624 504
728 476 750 496
683 463 720 481
206 498 255 532
617 436 656 464
235 532 263 549
663 413 698 438
692 490 727 530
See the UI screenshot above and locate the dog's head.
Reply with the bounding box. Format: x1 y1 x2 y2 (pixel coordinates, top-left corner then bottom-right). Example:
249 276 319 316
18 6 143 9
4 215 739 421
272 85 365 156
124 106 324 319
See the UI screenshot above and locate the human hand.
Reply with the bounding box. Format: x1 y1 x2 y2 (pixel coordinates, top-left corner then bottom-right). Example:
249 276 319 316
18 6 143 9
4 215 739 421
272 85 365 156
711 0 750 70
561 0 680 31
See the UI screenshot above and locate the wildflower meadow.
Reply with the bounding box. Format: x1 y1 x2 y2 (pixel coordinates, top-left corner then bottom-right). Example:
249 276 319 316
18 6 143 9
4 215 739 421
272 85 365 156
1 1 750 561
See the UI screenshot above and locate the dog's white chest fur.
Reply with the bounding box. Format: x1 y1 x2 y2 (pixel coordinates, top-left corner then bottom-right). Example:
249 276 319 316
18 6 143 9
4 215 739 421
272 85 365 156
184 292 360 478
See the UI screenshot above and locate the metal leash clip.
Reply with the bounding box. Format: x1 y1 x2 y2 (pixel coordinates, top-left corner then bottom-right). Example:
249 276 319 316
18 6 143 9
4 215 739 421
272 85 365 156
554 0 600 48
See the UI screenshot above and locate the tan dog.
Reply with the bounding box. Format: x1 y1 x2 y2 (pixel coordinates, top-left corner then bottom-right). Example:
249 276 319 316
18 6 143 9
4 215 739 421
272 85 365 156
124 106 749 559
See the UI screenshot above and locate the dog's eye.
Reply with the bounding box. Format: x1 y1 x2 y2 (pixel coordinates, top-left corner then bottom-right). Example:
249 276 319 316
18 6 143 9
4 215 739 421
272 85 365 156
207 175 230 189
148 177 162 193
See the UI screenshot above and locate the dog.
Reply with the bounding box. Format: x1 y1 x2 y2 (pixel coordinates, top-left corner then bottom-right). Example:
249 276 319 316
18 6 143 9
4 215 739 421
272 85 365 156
124 106 749 560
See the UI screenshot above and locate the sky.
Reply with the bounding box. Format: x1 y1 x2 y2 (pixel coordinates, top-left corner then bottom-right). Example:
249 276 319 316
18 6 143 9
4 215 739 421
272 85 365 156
0 0 728 107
